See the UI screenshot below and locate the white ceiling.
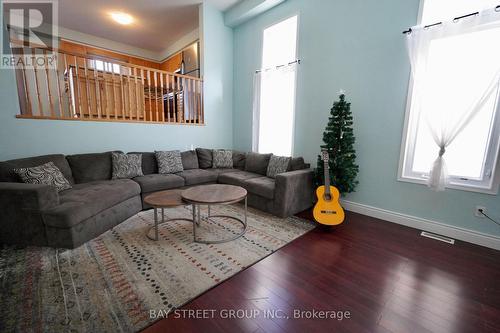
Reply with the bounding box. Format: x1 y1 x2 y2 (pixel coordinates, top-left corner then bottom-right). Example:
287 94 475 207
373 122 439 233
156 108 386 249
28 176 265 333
58 0 242 53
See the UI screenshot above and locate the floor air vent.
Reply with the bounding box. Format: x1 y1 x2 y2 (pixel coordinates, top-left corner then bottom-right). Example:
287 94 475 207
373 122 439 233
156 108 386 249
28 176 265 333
420 231 455 244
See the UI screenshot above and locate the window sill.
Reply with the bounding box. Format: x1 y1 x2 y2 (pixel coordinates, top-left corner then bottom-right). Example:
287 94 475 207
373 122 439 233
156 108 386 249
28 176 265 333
397 175 499 195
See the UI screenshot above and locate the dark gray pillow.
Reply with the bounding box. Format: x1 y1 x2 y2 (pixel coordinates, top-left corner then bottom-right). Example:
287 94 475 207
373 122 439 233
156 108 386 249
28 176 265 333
181 150 199 170
245 152 272 176
156 150 184 174
232 150 246 170
196 148 213 169
14 161 72 192
213 149 233 168
266 155 291 178
288 157 306 171
112 152 143 179
67 151 120 184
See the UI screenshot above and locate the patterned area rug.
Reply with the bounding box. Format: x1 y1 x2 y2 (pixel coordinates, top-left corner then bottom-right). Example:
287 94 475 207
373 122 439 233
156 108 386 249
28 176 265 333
0 204 314 332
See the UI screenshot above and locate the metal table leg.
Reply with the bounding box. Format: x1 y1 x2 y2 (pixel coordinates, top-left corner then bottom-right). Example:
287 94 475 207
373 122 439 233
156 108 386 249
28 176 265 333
147 206 195 241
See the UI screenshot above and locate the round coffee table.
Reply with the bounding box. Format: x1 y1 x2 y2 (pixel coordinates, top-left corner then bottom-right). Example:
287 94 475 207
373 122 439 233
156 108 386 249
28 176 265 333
143 189 194 241
181 184 248 244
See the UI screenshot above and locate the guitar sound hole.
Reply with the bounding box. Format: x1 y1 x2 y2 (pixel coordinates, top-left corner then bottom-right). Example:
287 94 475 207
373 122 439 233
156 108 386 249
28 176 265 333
323 194 332 201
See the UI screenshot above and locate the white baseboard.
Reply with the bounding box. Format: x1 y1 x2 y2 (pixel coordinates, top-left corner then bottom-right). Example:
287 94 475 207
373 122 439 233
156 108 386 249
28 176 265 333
341 200 500 251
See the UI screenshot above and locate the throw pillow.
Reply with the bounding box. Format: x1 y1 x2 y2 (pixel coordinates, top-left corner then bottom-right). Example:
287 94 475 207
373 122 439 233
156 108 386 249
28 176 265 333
266 155 291 178
14 161 72 192
245 152 272 175
212 149 233 168
111 152 143 179
232 150 246 170
181 150 199 170
195 148 213 168
155 150 184 174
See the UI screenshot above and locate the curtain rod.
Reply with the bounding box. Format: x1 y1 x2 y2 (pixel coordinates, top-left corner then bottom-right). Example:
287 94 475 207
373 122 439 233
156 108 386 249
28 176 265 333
255 59 301 73
402 5 500 34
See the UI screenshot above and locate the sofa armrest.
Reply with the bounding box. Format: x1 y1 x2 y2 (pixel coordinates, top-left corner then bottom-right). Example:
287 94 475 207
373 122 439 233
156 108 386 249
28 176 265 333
0 182 59 246
274 169 314 217
0 182 59 211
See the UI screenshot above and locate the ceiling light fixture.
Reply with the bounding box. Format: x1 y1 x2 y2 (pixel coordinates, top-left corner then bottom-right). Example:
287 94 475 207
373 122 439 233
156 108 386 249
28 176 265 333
110 12 134 25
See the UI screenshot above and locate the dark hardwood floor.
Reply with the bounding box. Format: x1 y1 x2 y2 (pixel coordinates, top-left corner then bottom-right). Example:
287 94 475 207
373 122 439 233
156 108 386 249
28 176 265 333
142 210 500 333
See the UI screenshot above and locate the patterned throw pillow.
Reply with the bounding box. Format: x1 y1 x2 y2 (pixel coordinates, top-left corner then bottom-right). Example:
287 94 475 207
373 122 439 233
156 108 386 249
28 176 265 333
212 149 233 168
155 150 184 174
266 155 291 178
111 153 143 179
14 161 72 192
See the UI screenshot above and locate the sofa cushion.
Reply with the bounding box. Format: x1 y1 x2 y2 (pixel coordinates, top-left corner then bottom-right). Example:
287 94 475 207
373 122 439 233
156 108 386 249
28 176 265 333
133 173 185 193
181 150 199 170
196 148 213 169
112 152 143 179
43 179 140 228
156 150 184 174
245 152 272 176
232 150 246 170
0 154 74 184
205 168 239 177
266 155 291 178
67 151 119 184
128 152 157 175
14 161 72 192
218 170 262 187
176 169 218 185
244 177 275 199
289 157 307 171
212 149 233 168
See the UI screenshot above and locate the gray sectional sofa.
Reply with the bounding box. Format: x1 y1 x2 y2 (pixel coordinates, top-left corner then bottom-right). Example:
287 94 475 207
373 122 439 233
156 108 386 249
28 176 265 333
0 149 314 249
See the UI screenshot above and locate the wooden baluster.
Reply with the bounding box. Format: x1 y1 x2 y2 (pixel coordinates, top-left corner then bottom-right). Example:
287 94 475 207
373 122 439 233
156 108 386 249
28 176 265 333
32 49 43 116
153 71 158 121
165 73 171 122
109 64 117 119
188 79 193 123
140 68 145 120
63 54 74 117
42 50 55 117
93 60 101 119
147 70 152 122
159 72 165 122
193 79 198 123
133 67 140 120
200 80 204 124
172 75 177 123
83 58 92 118
118 65 125 119
126 66 133 120
53 52 64 117
19 48 32 115
102 63 110 119
73 55 83 118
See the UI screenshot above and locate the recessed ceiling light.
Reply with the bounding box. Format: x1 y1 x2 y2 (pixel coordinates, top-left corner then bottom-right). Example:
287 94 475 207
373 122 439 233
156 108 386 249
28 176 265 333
110 12 134 25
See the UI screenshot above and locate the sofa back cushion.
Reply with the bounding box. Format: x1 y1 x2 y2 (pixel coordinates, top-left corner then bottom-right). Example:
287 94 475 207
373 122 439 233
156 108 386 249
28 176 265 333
66 151 119 184
0 154 74 184
232 150 246 170
181 150 199 170
245 153 272 176
289 157 307 171
196 148 213 169
128 152 157 175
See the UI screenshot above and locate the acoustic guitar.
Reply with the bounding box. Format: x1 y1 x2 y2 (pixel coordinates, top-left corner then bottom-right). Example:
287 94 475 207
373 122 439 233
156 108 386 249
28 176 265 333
313 149 345 225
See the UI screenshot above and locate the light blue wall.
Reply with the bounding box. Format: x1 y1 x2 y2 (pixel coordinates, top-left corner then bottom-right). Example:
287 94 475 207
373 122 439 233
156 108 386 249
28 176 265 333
232 0 500 237
0 4 233 160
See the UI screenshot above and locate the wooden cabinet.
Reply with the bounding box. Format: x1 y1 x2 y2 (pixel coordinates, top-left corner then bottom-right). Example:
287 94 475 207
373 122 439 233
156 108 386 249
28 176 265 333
160 53 182 73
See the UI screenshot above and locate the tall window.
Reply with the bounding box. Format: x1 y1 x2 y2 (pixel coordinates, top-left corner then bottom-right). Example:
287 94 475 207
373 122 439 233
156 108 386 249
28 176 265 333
399 0 500 193
253 16 298 156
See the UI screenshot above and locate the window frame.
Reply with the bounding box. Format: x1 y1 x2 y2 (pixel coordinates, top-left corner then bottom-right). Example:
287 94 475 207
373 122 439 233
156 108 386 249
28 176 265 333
397 0 500 194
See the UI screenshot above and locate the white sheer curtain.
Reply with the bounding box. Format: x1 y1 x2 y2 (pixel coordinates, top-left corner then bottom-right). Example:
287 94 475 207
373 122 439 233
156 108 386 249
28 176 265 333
252 63 298 155
406 7 500 191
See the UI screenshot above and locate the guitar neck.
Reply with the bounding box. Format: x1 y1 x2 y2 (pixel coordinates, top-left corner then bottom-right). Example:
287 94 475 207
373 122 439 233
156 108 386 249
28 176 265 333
324 160 330 195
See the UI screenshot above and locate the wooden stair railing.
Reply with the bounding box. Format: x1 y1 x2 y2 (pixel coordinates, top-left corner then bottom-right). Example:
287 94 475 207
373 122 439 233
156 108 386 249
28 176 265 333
13 46 204 125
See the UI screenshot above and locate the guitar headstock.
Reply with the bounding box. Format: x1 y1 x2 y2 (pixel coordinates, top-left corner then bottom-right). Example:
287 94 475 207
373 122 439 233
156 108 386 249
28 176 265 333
321 149 329 162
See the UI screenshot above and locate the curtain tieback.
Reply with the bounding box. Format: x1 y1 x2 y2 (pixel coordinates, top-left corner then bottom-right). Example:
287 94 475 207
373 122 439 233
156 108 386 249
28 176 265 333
438 147 446 157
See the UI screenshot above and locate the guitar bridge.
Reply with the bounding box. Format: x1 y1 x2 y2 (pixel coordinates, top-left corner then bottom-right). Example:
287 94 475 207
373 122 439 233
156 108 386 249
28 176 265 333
320 210 337 214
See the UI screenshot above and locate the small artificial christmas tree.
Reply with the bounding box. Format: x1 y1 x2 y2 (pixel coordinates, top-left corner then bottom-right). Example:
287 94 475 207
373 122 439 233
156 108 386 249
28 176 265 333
315 92 359 195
